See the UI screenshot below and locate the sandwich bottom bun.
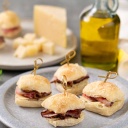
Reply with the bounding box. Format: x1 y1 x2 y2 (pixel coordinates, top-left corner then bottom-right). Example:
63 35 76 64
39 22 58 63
15 94 51 107
1 26 21 38
81 96 124 116
46 112 84 127
55 79 88 95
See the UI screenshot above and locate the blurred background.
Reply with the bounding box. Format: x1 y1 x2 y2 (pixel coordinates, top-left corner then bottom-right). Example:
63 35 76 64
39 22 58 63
0 0 127 38
0 0 128 79
0 0 94 38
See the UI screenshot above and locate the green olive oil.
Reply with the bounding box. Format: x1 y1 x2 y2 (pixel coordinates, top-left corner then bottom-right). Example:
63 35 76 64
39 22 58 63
80 14 120 70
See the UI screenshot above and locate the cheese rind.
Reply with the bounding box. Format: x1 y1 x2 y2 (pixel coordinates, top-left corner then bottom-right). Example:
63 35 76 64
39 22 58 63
34 5 67 48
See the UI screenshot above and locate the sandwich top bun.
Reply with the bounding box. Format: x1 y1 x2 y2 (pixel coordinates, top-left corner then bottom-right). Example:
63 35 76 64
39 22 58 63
0 10 20 29
41 92 85 113
17 74 51 93
83 81 124 102
54 63 87 81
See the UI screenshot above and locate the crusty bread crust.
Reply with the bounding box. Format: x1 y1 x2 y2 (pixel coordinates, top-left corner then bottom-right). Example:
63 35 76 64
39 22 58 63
83 81 124 102
0 10 20 29
0 10 21 38
81 96 124 116
46 112 84 127
15 94 51 107
55 79 88 95
54 63 88 81
17 74 51 93
41 92 85 113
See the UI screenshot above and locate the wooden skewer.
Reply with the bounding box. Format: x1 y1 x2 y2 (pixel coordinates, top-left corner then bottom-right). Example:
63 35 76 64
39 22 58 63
62 75 67 96
31 58 43 75
61 50 76 66
98 71 118 82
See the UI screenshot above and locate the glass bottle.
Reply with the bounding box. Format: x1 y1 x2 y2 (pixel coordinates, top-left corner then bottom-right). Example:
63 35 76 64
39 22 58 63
80 0 120 70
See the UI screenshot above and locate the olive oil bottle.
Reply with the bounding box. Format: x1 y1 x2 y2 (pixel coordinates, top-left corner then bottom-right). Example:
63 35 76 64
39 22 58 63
80 0 120 70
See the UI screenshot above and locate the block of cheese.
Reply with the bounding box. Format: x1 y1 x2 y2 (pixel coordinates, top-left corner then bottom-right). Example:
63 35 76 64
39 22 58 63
14 45 38 59
24 33 36 42
34 5 67 48
14 45 27 58
33 37 47 51
13 37 23 49
13 37 29 49
13 36 36 49
26 45 39 56
43 41 55 55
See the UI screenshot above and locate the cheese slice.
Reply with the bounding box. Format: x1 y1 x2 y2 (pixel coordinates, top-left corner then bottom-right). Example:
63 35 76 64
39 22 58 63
34 5 67 48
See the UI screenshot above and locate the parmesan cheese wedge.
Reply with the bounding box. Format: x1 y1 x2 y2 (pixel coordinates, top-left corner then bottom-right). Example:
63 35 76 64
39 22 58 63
34 5 67 48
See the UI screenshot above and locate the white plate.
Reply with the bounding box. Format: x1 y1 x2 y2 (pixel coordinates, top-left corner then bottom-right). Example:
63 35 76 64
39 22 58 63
0 67 128 128
0 20 77 70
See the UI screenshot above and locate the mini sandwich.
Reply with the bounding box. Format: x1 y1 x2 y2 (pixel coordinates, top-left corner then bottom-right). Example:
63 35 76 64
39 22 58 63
15 74 51 107
81 81 125 116
51 63 89 95
41 92 85 127
0 10 21 38
0 35 5 49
